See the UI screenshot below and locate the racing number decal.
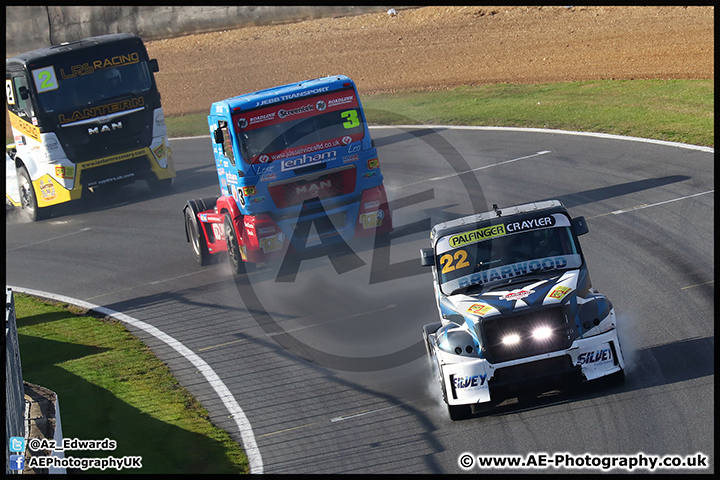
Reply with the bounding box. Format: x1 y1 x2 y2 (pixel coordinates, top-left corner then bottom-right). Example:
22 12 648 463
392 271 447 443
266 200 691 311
440 249 470 275
341 110 360 129
31 66 59 93
6 80 15 105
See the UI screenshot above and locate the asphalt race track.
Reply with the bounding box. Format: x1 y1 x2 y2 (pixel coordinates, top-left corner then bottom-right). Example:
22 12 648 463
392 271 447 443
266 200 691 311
6 127 714 474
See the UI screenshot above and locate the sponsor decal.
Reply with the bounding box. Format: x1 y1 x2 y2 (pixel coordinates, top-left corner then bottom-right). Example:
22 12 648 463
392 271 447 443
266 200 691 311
452 374 487 389
200 213 224 223
359 210 384 229
278 104 314 119
449 224 506 248
505 215 556 233
281 150 337 172
247 112 276 126
242 186 257 196
577 348 613 365
260 173 276 182
549 286 572 300
316 100 327 111
78 148 147 169
153 142 166 160
328 95 355 108
9 112 41 143
212 223 225 240
59 97 145 124
504 289 535 301
259 232 285 253
226 173 238 184
458 256 570 289
59 52 140 79
39 177 57 201
343 154 360 163
258 155 270 163
255 86 331 107
466 303 493 316
367 158 380 169
251 196 265 203
54 165 75 179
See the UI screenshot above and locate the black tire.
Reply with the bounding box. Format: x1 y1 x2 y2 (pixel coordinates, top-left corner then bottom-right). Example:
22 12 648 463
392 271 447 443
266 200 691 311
184 204 211 266
17 166 46 221
147 176 173 193
224 213 244 275
448 403 472 421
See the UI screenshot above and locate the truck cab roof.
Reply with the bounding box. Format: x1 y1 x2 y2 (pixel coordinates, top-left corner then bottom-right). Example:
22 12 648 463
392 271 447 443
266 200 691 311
6 33 145 68
211 75 355 113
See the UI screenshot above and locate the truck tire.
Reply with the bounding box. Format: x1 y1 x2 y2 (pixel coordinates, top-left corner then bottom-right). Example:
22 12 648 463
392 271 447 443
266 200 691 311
147 176 173 193
224 213 245 275
184 202 211 266
17 166 46 221
447 403 472 421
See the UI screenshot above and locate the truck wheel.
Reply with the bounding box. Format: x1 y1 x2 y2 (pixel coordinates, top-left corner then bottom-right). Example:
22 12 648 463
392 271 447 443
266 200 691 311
17 166 46 221
147 176 172 193
448 404 472 421
184 205 211 266
224 213 244 275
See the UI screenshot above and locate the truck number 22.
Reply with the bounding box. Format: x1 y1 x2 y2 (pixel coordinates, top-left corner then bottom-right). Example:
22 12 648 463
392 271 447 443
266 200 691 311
440 250 470 274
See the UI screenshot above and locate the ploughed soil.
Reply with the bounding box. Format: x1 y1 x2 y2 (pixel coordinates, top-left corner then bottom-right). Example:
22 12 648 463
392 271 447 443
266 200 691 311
145 5 714 117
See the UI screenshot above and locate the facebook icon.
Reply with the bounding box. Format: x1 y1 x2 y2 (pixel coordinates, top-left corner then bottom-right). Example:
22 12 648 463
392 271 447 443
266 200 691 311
9 455 25 471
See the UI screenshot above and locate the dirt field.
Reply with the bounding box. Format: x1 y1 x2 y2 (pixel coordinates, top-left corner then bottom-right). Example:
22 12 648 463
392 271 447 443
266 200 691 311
145 6 714 117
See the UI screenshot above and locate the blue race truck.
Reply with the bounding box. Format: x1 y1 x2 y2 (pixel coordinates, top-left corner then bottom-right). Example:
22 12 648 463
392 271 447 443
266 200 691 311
184 75 392 272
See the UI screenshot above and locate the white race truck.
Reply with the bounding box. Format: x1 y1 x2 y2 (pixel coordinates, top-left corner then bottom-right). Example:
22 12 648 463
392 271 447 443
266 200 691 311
421 200 626 420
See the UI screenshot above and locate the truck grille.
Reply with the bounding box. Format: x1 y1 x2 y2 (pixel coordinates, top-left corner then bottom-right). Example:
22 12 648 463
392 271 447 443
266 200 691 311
480 307 570 363
268 165 356 209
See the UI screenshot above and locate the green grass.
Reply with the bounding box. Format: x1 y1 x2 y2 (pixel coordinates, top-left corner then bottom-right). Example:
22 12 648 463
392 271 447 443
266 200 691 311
166 79 714 147
14 293 249 474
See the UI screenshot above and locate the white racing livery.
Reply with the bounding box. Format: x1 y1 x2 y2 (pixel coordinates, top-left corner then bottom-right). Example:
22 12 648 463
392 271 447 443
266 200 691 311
420 200 625 420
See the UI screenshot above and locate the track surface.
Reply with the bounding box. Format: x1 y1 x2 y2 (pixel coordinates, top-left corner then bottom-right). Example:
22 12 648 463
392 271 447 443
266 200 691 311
6 128 714 473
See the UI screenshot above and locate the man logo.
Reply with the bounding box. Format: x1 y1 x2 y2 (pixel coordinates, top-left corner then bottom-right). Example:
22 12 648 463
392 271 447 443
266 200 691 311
88 122 122 135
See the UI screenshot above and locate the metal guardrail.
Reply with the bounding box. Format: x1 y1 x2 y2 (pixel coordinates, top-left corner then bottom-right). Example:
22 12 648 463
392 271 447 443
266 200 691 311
6 288 25 474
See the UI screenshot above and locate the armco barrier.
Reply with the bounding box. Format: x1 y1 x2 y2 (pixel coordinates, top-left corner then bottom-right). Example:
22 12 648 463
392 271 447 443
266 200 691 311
5 289 24 474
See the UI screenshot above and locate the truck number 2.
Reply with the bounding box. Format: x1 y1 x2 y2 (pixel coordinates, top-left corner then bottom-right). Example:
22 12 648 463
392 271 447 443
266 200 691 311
440 250 470 274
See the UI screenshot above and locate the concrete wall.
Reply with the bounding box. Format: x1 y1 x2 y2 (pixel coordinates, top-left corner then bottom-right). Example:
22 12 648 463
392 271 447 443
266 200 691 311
6 6 399 57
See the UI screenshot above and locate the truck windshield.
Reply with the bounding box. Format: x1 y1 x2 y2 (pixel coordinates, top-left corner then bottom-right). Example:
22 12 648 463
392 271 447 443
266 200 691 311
33 60 153 121
435 214 583 295
233 87 365 164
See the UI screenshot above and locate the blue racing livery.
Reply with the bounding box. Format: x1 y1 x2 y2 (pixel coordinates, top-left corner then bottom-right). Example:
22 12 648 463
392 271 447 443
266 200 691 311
183 76 392 272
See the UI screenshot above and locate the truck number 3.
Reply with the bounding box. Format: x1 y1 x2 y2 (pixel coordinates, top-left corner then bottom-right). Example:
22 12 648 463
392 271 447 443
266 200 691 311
341 110 360 129
440 250 470 274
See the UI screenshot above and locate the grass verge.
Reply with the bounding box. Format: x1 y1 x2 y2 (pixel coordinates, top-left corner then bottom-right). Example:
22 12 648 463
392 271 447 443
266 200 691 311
14 293 249 474
166 79 714 147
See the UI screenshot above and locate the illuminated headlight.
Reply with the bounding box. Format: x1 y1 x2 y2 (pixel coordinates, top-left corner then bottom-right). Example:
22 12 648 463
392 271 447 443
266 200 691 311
532 326 553 340
502 333 521 346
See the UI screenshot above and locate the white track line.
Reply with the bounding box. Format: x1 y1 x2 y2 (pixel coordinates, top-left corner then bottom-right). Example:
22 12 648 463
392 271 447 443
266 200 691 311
8 286 264 474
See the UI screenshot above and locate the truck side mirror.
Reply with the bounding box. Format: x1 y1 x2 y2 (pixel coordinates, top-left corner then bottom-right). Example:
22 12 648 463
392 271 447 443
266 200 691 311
148 59 159 73
213 128 223 145
572 216 589 236
420 247 434 266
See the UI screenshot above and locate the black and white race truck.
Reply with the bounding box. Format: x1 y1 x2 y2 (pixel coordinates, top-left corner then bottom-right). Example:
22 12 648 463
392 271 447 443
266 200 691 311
420 200 626 420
